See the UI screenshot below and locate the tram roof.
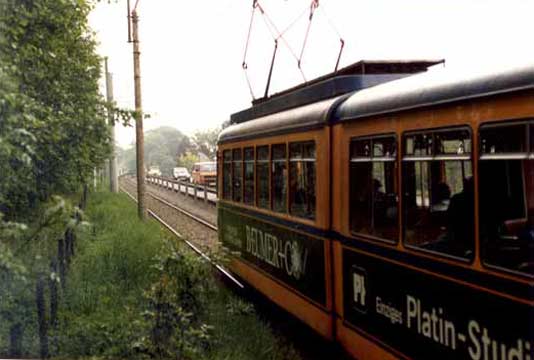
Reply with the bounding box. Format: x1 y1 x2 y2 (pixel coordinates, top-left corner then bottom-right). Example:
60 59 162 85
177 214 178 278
334 61 534 121
219 95 345 144
230 59 443 125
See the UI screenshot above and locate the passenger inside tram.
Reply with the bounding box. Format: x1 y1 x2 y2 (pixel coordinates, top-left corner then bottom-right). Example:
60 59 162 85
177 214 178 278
403 129 474 259
446 176 474 257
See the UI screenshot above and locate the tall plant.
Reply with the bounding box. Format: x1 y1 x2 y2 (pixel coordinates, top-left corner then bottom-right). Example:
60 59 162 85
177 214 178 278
0 0 111 215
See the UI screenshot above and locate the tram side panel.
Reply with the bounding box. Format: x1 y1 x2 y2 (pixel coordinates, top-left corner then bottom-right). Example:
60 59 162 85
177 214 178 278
331 97 534 360
217 128 334 339
339 245 534 360
218 204 333 337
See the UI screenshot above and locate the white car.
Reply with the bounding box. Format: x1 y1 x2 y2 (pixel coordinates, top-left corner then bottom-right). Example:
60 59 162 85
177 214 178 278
173 167 190 181
147 166 161 176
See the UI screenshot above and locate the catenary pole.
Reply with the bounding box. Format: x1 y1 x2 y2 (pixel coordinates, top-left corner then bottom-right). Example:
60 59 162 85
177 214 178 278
104 57 118 193
132 10 146 220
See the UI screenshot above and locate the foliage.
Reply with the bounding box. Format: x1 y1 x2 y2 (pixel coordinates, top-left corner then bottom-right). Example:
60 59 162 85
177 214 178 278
118 126 222 176
0 67 39 219
204 288 302 360
56 192 164 358
0 195 84 358
191 127 220 160
119 126 193 176
134 243 214 359
177 151 200 173
0 0 112 215
0 0 119 357
46 192 303 360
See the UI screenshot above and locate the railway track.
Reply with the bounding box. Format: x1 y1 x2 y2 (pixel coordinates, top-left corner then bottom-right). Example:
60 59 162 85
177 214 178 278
146 190 217 231
119 182 243 289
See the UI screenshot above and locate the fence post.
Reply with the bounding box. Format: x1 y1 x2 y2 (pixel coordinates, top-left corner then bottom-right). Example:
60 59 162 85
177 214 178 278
204 185 208 203
36 274 49 359
194 184 197 200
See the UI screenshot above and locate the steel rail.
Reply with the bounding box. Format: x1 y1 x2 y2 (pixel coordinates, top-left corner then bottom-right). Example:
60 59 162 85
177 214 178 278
124 178 217 230
127 176 218 231
147 191 218 231
120 186 244 288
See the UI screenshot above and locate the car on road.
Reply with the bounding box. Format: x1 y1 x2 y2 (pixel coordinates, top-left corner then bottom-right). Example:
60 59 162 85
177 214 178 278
147 166 161 176
191 161 216 186
173 167 190 181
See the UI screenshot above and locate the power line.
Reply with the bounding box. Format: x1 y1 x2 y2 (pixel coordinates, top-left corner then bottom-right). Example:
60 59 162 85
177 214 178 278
241 0 345 100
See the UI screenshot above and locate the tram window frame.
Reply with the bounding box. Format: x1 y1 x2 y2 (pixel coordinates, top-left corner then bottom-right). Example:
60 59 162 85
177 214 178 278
349 134 399 243
289 141 316 220
479 120 534 278
402 126 475 262
244 147 255 205
271 143 288 213
222 149 232 200
232 148 243 202
256 145 270 209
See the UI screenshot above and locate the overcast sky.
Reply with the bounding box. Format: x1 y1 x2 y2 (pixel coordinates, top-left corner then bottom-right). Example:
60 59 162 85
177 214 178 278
88 0 534 148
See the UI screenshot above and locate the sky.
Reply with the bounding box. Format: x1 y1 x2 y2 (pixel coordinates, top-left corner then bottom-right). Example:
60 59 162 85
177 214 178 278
88 0 534 148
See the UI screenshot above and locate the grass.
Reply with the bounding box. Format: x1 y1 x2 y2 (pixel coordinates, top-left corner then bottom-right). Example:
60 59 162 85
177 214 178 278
55 190 302 359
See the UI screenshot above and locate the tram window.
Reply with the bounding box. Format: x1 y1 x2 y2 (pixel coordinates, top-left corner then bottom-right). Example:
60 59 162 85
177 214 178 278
480 122 533 276
223 150 232 200
289 142 316 219
403 128 474 259
272 144 287 213
480 123 526 155
232 149 242 202
405 133 432 156
244 147 255 205
256 146 269 209
350 136 398 241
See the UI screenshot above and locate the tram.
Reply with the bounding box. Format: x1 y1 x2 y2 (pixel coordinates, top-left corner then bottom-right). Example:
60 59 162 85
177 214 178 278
217 60 534 360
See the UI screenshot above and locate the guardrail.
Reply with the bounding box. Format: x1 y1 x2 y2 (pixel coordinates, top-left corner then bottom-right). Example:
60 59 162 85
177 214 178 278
146 175 218 205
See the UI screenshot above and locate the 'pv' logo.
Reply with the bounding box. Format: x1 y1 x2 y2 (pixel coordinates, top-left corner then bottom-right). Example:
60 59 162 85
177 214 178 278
352 267 368 313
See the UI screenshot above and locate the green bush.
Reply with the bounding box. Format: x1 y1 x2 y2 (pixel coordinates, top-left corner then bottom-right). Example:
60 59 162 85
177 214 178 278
56 192 164 358
49 191 302 360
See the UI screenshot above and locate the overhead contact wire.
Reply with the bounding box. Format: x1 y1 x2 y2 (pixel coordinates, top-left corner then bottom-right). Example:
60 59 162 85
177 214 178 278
242 0 259 100
315 3 345 71
298 0 319 73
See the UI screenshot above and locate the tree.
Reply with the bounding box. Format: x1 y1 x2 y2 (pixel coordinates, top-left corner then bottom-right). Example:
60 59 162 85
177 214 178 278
191 127 220 160
0 0 111 211
0 0 114 356
176 152 200 173
118 127 193 176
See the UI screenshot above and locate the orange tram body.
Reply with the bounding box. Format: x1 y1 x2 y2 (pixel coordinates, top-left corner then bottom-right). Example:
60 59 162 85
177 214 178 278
217 60 534 360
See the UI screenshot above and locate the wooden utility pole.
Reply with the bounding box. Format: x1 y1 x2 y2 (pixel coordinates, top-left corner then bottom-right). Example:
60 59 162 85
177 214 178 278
105 58 119 193
132 9 146 220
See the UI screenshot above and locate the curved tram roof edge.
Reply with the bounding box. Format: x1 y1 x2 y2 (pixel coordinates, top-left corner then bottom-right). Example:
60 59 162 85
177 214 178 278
218 94 349 144
334 61 534 121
